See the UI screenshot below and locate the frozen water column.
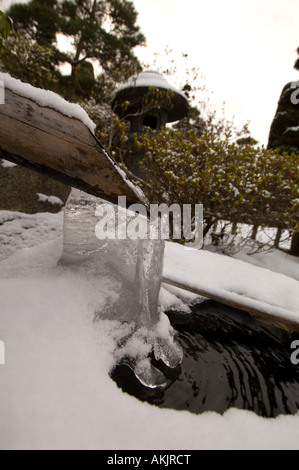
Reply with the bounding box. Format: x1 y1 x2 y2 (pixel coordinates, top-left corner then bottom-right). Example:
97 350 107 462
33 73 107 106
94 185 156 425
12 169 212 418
61 188 165 327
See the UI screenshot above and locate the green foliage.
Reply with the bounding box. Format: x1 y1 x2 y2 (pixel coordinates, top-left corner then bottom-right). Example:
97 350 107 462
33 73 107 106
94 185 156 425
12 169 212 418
1 34 58 89
267 68 299 256
134 127 299 234
97 56 298 245
6 0 145 100
237 136 258 146
0 11 13 56
7 0 62 47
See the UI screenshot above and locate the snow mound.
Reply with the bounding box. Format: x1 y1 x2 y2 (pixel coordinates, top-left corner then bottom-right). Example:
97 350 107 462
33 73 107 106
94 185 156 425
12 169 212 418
37 193 63 206
1 159 17 169
0 211 63 262
117 70 187 100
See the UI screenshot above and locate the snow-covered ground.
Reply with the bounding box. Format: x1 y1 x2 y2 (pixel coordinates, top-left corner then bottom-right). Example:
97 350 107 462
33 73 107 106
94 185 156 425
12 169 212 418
0 211 64 262
0 210 299 450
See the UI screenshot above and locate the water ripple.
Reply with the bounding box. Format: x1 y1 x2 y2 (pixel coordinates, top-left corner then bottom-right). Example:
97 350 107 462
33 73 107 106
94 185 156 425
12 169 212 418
112 301 299 417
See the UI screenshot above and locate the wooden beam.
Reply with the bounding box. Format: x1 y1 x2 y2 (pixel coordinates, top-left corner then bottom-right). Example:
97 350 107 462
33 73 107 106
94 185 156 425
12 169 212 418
162 276 299 334
0 89 145 207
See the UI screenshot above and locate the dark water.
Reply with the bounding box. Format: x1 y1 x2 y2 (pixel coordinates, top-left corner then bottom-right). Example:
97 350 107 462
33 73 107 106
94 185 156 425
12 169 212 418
112 301 299 418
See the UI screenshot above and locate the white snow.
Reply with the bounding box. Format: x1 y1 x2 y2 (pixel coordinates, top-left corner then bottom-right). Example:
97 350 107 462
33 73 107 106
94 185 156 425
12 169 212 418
285 126 299 133
0 72 96 133
116 70 187 101
159 286 193 314
164 243 299 324
233 247 299 282
37 193 63 206
1 210 299 450
1 159 17 169
0 211 63 262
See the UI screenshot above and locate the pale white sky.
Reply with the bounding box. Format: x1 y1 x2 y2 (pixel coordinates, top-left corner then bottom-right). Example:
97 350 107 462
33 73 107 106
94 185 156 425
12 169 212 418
1 0 298 144
132 0 299 145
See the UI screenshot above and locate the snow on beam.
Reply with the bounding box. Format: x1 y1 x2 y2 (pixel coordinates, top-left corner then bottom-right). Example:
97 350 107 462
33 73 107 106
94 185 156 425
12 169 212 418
0 87 146 207
162 276 299 335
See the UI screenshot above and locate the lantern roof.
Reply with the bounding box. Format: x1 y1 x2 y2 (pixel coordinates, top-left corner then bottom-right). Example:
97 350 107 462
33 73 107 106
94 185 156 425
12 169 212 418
112 70 189 122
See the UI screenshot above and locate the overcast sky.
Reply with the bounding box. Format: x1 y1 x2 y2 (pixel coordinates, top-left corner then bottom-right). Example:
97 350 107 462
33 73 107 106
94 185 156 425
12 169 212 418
132 0 299 145
1 0 298 145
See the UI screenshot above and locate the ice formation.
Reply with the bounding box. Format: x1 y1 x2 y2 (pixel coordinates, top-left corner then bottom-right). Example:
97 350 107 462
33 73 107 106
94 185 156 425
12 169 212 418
61 189 183 387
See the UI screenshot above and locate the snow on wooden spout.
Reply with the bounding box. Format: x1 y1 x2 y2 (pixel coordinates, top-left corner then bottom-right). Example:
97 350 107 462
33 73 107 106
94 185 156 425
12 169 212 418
0 73 145 207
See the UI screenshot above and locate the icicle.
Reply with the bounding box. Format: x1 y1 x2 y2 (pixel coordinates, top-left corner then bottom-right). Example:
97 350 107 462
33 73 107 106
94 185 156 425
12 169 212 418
61 188 183 387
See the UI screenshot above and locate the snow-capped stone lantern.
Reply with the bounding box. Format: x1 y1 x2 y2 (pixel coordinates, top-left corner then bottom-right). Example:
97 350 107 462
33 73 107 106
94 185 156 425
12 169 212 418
111 70 189 175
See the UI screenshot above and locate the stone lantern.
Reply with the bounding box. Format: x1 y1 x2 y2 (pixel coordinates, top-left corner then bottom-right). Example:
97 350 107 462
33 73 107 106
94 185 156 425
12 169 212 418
111 70 189 175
